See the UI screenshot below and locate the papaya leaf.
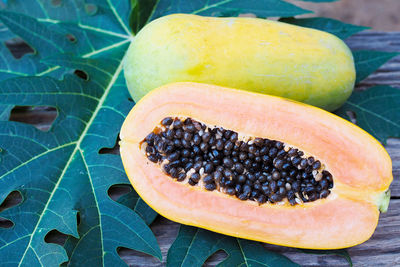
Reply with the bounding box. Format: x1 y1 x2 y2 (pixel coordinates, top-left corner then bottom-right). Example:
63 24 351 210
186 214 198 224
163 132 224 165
0 0 132 117
353 50 399 83
148 0 312 21
0 10 69 79
0 21 14 41
280 17 369 39
336 86 400 144
0 52 162 265
0 1 131 80
0 104 12 120
167 225 299 267
298 249 353 267
130 0 158 34
117 189 158 225
3 0 131 37
0 0 166 265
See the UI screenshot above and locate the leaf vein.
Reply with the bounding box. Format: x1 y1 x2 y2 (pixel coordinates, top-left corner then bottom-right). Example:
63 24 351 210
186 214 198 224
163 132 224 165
0 142 76 180
346 101 400 128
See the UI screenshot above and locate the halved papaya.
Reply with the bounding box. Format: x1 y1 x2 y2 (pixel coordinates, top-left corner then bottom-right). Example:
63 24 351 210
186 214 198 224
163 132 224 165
119 82 392 249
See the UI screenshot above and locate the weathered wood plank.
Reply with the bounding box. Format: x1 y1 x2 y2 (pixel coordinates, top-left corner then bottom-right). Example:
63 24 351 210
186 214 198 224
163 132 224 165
386 138 400 197
119 199 400 267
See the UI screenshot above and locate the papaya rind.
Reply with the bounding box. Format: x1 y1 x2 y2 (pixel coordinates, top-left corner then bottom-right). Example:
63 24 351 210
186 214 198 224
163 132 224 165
124 14 356 111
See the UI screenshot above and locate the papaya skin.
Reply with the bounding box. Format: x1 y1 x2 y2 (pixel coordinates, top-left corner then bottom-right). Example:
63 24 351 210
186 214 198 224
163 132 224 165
124 14 356 111
120 82 392 249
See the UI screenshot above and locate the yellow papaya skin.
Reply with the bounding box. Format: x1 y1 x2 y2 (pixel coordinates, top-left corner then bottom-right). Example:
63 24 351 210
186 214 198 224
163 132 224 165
124 14 356 111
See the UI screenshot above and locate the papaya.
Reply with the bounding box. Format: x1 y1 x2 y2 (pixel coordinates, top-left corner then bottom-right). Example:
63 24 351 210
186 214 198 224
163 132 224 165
119 82 392 249
124 14 356 111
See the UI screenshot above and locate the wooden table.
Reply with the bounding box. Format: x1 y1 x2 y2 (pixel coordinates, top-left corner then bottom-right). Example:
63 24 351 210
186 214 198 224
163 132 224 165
4 31 400 267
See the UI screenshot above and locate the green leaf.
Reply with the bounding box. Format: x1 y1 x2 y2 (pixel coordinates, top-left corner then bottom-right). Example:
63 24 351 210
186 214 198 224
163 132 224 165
130 0 158 34
0 104 12 120
233 240 300 267
0 54 161 265
298 249 353 267
117 189 158 225
336 86 400 144
167 225 300 267
280 17 369 39
0 0 132 116
0 1 164 265
353 50 399 83
4 0 131 36
296 0 338 2
149 0 312 21
0 22 14 41
0 10 70 79
0 2 131 80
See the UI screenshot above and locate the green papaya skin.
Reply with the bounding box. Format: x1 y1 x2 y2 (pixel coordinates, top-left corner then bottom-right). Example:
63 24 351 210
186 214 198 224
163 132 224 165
124 14 356 111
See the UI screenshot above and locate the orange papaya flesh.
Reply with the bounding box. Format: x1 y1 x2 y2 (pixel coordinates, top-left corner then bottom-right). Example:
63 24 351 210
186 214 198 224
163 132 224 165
120 82 393 249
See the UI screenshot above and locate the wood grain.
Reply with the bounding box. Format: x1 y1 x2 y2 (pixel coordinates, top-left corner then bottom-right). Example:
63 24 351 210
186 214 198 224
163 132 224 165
1 31 400 266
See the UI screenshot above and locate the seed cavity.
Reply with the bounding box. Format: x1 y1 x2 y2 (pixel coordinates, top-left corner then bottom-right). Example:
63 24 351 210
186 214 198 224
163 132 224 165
141 117 333 205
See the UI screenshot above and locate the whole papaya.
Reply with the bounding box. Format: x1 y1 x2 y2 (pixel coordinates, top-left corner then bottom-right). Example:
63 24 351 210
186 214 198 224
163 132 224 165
124 14 355 111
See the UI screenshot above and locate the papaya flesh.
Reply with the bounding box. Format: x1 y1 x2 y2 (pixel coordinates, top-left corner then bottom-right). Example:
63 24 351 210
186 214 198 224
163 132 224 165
119 82 392 249
124 14 356 111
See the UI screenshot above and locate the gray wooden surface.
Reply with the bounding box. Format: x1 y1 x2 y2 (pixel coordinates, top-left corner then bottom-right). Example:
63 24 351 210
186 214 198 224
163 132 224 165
1 31 400 266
